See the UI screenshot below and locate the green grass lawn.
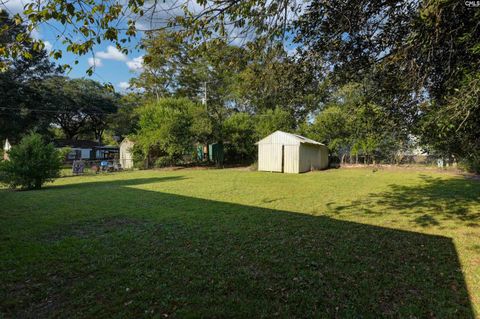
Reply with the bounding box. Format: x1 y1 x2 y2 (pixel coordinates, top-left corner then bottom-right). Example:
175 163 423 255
1 168 479 318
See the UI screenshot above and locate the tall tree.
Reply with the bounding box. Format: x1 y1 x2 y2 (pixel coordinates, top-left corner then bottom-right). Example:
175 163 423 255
308 83 403 164
37 76 118 141
234 41 321 123
0 11 60 142
135 32 248 142
134 97 209 167
1 0 299 69
295 0 480 170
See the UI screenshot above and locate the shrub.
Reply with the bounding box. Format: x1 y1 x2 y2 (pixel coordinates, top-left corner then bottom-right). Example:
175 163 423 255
58 147 72 161
223 112 256 163
0 133 62 190
130 144 147 169
154 156 175 168
459 157 480 174
135 98 205 167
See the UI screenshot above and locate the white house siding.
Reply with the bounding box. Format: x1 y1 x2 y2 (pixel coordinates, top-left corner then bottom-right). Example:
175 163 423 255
258 143 283 172
283 145 300 173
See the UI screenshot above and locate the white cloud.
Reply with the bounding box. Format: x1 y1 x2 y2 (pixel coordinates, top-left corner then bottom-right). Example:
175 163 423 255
126 56 143 72
87 57 103 67
43 41 52 52
118 82 130 90
96 46 127 61
30 28 41 40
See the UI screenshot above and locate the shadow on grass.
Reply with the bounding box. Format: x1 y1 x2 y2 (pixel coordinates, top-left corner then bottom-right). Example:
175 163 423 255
0 177 475 318
329 174 480 227
43 176 188 191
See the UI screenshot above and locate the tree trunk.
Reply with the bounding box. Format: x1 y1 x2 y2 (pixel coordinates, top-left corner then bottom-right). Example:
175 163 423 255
34 179 42 189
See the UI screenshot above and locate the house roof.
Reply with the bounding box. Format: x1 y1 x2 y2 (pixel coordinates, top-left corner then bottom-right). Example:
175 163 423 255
53 139 100 149
256 131 325 146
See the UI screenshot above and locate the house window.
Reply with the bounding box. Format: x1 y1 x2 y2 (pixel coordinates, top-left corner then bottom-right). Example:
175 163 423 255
67 150 81 160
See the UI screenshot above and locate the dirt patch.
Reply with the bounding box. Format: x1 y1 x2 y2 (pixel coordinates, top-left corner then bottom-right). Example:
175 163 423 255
339 164 470 175
152 164 252 171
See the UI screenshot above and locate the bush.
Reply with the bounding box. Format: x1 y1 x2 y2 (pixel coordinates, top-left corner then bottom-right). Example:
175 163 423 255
0 133 62 190
459 157 480 174
58 147 72 161
223 112 256 163
154 156 175 168
131 144 147 169
135 98 204 167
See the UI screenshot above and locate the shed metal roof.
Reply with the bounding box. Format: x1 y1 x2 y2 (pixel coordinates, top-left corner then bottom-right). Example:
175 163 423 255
256 131 325 146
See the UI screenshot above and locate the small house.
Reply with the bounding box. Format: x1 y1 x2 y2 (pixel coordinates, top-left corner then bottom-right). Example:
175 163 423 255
256 131 329 173
119 138 135 169
53 139 119 161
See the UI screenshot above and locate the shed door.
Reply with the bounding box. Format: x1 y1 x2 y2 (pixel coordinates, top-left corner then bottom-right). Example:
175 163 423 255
258 144 283 172
283 145 299 173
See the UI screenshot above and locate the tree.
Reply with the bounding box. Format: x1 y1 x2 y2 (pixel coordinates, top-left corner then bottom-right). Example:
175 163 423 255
308 106 349 158
107 93 143 139
36 77 118 141
419 72 480 172
135 31 316 143
234 41 321 123
1 0 299 70
294 0 480 170
307 83 401 164
135 33 249 143
134 97 207 167
76 79 119 143
223 112 256 163
0 11 61 142
254 107 295 139
130 32 186 100
0 133 62 190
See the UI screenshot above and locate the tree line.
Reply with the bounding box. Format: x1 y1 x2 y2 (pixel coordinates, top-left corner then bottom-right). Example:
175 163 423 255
1 0 479 172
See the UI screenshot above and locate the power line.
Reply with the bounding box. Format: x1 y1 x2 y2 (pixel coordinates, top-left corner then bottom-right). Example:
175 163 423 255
0 106 116 115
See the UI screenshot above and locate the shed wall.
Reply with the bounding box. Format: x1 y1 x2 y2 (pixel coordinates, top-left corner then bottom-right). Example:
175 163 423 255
319 145 329 169
258 144 283 172
298 144 329 172
283 145 299 173
120 140 135 169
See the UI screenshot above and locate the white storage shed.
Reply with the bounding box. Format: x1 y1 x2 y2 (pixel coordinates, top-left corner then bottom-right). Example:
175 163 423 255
119 138 135 169
3 139 11 161
256 131 329 173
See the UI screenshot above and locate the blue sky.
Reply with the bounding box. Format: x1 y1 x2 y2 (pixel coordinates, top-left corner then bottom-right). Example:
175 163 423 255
37 24 145 92
2 0 302 92
1 0 145 92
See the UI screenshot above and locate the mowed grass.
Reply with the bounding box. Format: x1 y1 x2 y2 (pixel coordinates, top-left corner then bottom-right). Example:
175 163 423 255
1 168 479 318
